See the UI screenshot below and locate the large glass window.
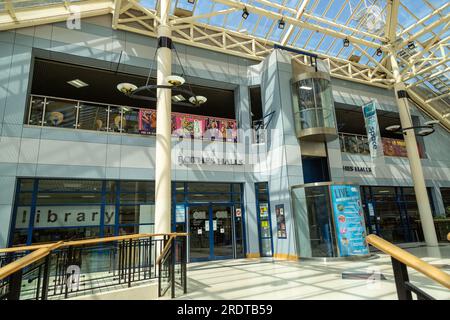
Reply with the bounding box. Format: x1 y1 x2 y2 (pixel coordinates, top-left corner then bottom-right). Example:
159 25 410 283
442 188 450 217
361 186 436 243
293 76 336 132
10 179 155 246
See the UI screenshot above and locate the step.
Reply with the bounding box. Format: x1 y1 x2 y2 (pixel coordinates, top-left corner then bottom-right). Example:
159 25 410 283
67 280 158 300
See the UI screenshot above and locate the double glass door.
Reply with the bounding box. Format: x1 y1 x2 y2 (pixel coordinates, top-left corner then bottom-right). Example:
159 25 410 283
188 204 235 261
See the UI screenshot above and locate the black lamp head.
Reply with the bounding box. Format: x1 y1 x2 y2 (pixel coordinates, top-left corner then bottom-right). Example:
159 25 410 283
242 7 249 19
343 38 350 47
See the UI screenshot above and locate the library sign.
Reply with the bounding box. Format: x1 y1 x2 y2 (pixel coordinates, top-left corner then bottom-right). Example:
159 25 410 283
15 206 116 228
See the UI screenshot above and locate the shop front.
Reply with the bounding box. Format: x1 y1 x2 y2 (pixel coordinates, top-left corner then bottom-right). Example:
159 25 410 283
10 179 246 262
360 186 436 243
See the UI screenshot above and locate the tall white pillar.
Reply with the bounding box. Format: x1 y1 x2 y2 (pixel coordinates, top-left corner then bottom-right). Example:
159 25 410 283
154 0 172 234
389 54 438 246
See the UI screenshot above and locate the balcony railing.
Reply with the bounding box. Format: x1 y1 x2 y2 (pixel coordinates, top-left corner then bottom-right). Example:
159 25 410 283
338 132 425 158
27 95 238 142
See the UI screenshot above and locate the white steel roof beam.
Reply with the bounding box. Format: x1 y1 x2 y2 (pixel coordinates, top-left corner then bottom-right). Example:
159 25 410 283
0 0 114 31
280 0 309 45
210 0 386 49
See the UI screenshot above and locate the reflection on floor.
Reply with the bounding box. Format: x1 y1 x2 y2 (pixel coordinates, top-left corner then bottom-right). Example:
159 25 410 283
178 244 450 300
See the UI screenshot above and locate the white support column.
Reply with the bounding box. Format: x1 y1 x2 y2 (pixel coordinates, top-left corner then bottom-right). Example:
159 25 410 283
389 54 438 247
154 0 172 234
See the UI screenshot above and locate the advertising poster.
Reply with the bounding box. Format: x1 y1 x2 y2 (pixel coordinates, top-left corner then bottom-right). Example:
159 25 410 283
138 109 156 135
174 113 204 139
275 204 287 239
259 204 269 218
175 205 185 223
382 138 425 158
137 109 237 142
362 101 383 159
331 185 369 256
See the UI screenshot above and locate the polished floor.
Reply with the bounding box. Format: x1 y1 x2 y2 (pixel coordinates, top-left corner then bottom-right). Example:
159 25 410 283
178 244 450 300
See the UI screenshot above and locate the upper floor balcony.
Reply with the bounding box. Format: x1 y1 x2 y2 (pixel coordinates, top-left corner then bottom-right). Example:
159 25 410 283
26 95 238 143
338 132 425 158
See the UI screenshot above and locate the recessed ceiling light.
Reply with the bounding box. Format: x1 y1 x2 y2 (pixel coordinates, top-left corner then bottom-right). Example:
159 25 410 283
299 85 312 90
172 94 186 102
67 79 89 88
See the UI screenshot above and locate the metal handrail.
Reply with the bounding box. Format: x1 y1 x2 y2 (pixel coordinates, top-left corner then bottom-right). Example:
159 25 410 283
0 232 188 253
0 241 63 281
366 234 450 289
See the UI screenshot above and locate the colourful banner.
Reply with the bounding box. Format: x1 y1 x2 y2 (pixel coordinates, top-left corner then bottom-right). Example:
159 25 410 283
331 185 369 257
362 101 383 159
382 137 425 158
138 108 237 142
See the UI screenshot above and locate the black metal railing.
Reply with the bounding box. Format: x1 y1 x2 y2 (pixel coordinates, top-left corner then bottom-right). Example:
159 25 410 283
390 257 436 300
157 236 187 299
0 234 187 300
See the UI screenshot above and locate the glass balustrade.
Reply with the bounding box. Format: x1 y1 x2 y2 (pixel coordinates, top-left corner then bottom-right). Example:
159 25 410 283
26 95 238 142
338 132 424 158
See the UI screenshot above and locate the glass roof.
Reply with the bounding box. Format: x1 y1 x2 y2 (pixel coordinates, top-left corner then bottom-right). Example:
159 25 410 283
0 0 448 121
138 0 448 66
145 0 448 117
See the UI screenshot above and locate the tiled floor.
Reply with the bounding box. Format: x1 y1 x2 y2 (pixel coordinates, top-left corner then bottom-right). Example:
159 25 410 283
177 244 450 300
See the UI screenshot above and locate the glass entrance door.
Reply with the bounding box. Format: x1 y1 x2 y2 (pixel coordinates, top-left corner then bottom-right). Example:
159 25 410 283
187 204 235 261
188 205 210 261
212 205 233 259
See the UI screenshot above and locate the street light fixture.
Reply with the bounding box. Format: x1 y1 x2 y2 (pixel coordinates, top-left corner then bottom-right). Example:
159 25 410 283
116 42 207 107
385 120 439 137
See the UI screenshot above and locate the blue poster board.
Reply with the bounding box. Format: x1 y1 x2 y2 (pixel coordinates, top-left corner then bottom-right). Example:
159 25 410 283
331 185 369 256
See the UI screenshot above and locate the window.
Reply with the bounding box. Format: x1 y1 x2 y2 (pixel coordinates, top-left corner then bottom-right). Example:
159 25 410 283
249 86 263 127
10 179 156 246
441 188 450 217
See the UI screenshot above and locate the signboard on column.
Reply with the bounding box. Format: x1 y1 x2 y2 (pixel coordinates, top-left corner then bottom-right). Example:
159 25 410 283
362 101 383 160
275 204 287 239
330 185 369 256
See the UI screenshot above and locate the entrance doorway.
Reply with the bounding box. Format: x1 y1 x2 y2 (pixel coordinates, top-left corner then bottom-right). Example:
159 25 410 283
188 204 236 262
